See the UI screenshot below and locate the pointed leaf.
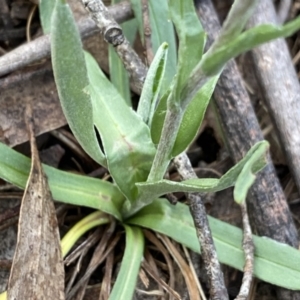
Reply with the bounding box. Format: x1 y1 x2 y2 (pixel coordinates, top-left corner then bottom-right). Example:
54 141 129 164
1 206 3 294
202 16 300 75
137 141 269 205
61 211 110 257
85 52 156 202
7 117 64 300
151 76 219 156
130 0 177 91
51 0 106 166
137 42 168 125
0 143 124 220
127 199 300 290
233 140 268 204
109 225 144 300
169 0 206 98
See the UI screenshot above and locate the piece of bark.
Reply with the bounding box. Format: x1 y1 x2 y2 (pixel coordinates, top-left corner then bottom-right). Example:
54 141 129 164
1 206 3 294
0 63 66 147
7 107 64 299
248 0 300 200
195 2 300 299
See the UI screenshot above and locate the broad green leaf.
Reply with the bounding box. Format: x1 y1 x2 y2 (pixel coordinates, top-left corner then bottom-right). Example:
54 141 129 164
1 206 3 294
137 42 168 125
39 0 55 34
130 0 177 91
151 76 219 156
51 0 107 167
61 211 110 257
109 0 138 106
85 52 156 203
201 16 300 76
109 225 144 300
136 141 268 212
169 0 206 99
0 143 124 220
127 199 300 290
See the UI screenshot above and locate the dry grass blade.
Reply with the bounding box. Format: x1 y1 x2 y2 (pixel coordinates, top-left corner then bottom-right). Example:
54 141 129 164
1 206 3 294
67 224 119 300
142 260 181 300
99 251 114 299
7 106 64 299
158 234 201 300
143 230 176 300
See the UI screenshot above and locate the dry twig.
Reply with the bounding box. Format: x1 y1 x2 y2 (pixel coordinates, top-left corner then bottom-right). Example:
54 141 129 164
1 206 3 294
173 154 229 300
82 0 147 91
0 1 133 77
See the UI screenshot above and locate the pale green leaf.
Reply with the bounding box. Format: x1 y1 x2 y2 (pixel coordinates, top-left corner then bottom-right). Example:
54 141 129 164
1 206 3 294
233 140 269 204
61 211 110 257
39 0 55 34
212 0 258 46
202 16 300 76
137 42 168 125
130 0 177 91
0 143 124 220
151 76 219 156
169 0 206 98
51 0 107 166
109 225 144 300
85 52 156 203
127 199 300 290
137 141 269 208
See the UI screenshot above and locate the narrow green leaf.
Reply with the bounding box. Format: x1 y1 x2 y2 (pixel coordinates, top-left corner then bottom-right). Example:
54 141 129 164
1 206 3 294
150 89 170 146
51 0 107 167
233 140 268 204
202 16 300 76
39 0 56 34
61 211 110 257
150 0 209 156
109 47 132 106
85 52 156 202
137 42 168 125
127 199 300 290
0 143 124 220
109 225 144 300
169 0 206 98
137 141 269 205
130 0 177 91
212 0 258 46
172 75 219 156
151 76 219 156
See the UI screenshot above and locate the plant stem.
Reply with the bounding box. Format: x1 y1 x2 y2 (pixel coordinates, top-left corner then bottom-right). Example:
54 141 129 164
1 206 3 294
147 104 183 182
